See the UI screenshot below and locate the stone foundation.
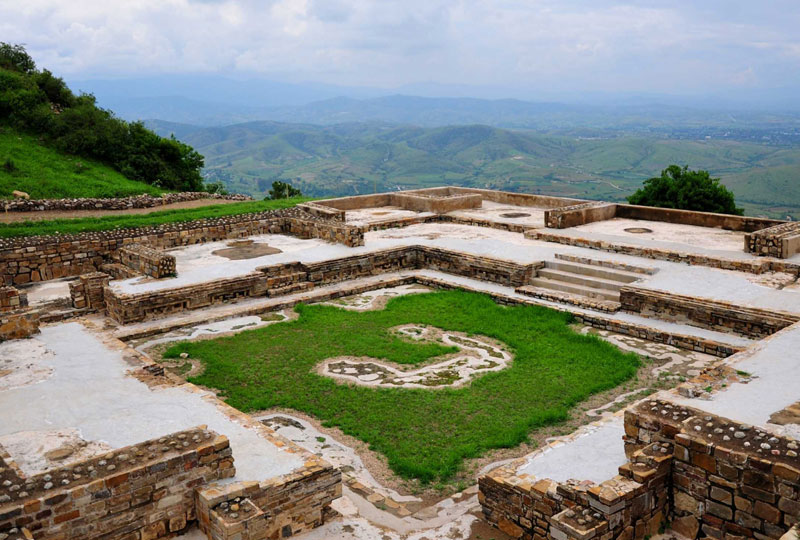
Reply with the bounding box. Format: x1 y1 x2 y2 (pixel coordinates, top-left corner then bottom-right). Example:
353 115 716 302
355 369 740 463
746 222 800 259
0 309 39 341
0 208 364 285
1 192 251 213
0 287 27 313
118 244 176 278
620 286 800 339
0 426 234 540
544 202 618 229
69 272 111 311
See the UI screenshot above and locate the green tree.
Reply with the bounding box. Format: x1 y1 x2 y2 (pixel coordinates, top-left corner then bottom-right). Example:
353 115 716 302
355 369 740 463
627 165 743 216
267 180 302 199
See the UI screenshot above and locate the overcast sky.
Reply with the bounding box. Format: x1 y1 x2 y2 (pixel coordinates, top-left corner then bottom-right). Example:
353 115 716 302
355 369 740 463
2 0 799 95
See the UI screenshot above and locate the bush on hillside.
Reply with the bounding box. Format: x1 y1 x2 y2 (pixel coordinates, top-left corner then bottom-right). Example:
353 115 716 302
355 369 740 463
266 180 302 199
627 165 743 216
0 43 204 192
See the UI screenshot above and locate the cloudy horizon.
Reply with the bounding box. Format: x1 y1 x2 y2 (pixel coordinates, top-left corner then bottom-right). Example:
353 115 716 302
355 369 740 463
2 0 799 100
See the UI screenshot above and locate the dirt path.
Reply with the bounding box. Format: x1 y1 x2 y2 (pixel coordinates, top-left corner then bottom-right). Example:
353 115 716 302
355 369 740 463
0 198 243 223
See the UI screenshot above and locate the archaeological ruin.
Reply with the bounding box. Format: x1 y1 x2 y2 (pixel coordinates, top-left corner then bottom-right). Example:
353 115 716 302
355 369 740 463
3 186 800 540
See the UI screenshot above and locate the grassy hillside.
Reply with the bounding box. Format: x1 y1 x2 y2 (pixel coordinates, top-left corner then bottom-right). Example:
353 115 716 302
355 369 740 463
0 130 163 199
152 120 800 219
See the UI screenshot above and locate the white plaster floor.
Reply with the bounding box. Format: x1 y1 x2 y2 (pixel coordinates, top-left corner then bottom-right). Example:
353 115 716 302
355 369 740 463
556 218 748 259
671 322 800 440
345 206 432 226
0 322 303 481
516 417 627 484
446 200 547 227
109 222 800 315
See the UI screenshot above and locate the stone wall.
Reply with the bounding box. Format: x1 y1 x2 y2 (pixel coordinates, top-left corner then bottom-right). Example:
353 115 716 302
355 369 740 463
0 309 39 341
625 399 800 539
391 190 483 213
746 222 800 259
616 204 782 234
2 192 251 213
0 287 27 312
525 229 800 275
0 208 364 285
196 461 340 540
297 201 345 222
105 246 541 323
69 272 111 311
0 426 234 540
544 202 619 229
118 244 176 278
479 433 671 540
620 286 800 339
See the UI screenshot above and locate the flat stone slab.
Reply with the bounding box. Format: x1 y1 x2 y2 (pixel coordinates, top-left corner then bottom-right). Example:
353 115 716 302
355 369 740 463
0 322 303 481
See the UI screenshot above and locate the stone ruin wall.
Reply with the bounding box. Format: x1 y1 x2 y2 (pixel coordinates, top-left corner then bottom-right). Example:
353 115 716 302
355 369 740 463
746 222 800 259
0 426 234 540
619 286 800 339
196 461 340 540
1 192 251 213
479 433 671 540
544 202 619 229
624 400 800 540
0 286 27 312
479 400 800 540
117 244 176 279
103 246 543 324
0 208 365 286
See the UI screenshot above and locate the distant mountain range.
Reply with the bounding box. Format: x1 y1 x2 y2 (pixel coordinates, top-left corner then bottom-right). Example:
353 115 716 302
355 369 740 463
147 119 800 220
71 75 800 134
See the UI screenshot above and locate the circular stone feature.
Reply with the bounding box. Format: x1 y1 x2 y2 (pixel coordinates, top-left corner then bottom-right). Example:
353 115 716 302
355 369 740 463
500 212 531 218
624 227 654 234
212 240 282 260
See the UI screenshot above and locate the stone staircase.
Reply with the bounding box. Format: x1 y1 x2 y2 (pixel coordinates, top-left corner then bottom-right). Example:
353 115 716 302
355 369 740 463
517 259 644 310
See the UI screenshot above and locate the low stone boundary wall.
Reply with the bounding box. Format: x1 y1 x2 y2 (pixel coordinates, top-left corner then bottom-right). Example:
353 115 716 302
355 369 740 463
625 399 800 540
616 204 781 233
0 286 27 312
392 190 482 214
525 229 800 275
0 309 39 341
0 207 364 285
196 461 340 540
479 426 671 540
620 286 800 339
105 247 541 323
118 244 176 278
297 201 345 221
69 272 110 311
0 426 234 540
746 222 800 259
1 192 251 212
544 201 618 229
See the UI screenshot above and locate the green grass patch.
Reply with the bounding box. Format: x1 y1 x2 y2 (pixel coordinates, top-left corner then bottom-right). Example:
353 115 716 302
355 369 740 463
0 197 312 238
165 290 640 482
0 129 163 199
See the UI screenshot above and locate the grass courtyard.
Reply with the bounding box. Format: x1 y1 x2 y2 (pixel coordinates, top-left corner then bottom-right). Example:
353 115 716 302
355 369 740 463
164 290 640 483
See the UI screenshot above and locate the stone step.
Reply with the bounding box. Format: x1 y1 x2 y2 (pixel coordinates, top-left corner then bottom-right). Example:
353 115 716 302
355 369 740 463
545 260 642 283
266 272 308 288
515 285 620 312
537 268 627 292
267 281 314 298
528 277 621 302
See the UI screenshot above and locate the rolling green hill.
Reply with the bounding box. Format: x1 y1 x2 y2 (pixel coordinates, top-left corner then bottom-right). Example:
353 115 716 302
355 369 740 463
151 120 800 219
0 129 163 199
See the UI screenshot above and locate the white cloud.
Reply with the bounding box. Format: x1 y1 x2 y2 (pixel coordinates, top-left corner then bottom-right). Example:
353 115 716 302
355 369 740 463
0 0 797 92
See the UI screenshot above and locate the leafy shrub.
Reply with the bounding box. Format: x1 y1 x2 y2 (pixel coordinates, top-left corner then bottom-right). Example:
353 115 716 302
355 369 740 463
0 43 204 192
627 165 743 216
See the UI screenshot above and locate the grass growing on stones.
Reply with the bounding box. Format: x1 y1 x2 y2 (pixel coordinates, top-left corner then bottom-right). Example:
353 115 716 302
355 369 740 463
164 290 640 483
0 197 312 238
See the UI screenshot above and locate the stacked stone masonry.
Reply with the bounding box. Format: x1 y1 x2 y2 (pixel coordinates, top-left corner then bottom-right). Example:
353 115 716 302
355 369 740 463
69 272 110 311
479 438 672 540
624 400 800 540
1 192 251 212
0 208 364 285
620 286 800 339
0 287 27 313
746 222 800 259
0 426 234 540
118 244 176 278
104 246 542 324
